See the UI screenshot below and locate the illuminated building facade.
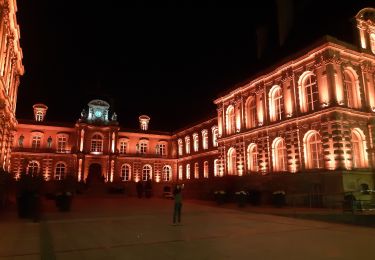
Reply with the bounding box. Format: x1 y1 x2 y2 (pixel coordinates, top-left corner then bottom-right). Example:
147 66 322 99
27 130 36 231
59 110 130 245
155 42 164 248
0 0 24 171
11 100 220 195
12 100 178 185
9 7 375 200
214 8 375 196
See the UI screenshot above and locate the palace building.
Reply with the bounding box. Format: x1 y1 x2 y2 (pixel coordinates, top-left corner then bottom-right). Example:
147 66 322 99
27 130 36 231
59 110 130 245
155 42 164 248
0 0 24 172
8 7 375 201
212 8 375 198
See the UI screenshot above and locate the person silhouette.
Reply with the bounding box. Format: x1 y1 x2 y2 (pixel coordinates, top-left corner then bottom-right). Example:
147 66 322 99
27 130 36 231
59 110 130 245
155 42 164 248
172 184 183 225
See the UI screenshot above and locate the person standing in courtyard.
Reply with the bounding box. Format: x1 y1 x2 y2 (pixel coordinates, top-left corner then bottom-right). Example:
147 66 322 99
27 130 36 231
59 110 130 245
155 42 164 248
172 184 183 225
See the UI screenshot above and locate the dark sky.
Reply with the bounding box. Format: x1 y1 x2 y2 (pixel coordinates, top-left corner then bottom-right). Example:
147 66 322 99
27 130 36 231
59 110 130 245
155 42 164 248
15 0 374 131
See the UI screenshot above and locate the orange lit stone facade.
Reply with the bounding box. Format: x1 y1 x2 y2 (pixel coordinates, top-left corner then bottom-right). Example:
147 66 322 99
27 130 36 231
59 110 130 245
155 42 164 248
214 8 375 195
12 100 178 184
0 0 24 171
9 8 375 199
175 118 219 181
11 98 220 187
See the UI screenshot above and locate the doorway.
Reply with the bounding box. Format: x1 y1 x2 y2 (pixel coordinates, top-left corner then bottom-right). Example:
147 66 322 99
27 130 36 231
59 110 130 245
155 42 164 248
87 163 104 183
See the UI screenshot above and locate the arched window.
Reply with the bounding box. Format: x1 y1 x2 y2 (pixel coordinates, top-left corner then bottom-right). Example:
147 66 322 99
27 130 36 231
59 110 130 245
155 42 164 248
162 165 172 181
304 131 323 169
269 86 283 122
193 133 199 152
27 160 40 175
212 126 218 147
91 134 103 153
202 130 208 150
186 164 190 179
247 143 258 172
204 161 209 178
121 164 131 181
142 165 152 181
272 138 287 172
227 147 237 175
343 68 361 109
54 162 66 180
214 159 219 177
178 165 183 180
351 128 368 168
194 162 199 178
245 96 257 128
185 136 190 154
299 72 318 113
303 74 318 112
178 139 183 156
226 105 235 135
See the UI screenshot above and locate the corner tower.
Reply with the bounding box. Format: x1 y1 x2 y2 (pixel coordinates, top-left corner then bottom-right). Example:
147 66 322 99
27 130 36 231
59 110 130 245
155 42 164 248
356 8 375 54
0 0 24 171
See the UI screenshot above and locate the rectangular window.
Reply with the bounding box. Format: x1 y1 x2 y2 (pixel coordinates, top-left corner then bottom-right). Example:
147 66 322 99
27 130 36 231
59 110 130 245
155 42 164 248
140 143 147 154
32 136 41 149
57 136 67 152
91 140 103 152
119 141 127 154
157 144 166 155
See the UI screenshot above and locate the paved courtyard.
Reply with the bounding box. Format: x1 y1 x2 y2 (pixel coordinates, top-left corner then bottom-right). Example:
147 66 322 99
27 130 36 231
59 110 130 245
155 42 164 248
1 197 375 260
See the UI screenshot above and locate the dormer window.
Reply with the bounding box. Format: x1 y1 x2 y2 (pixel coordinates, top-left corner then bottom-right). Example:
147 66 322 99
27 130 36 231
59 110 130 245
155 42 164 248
36 111 43 121
139 115 150 131
33 104 48 122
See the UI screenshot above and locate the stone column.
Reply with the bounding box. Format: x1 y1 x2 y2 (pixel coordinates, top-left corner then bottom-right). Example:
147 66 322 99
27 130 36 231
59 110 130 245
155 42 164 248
329 112 351 170
285 126 300 172
322 50 339 106
367 120 375 169
235 138 245 176
361 61 375 111
258 133 270 173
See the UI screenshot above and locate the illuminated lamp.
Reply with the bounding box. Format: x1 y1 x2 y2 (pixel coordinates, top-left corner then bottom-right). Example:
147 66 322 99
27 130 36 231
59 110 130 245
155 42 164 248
321 102 329 108
371 107 375 112
286 112 293 118
258 122 264 127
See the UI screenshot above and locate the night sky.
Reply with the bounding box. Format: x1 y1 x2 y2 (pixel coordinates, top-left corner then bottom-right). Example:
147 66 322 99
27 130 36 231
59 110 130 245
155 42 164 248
15 0 374 131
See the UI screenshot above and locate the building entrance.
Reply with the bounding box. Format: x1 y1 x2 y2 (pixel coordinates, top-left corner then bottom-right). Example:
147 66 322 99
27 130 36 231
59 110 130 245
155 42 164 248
87 163 104 183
